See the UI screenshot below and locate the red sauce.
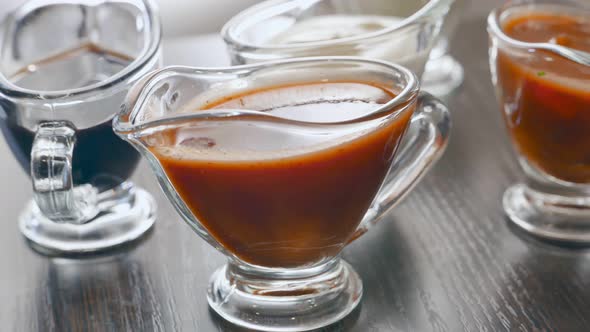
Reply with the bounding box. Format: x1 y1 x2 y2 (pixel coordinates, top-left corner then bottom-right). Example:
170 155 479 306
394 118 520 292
496 12 590 183
146 82 414 267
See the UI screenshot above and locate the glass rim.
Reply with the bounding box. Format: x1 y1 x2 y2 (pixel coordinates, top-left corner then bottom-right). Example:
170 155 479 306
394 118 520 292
487 3 590 66
221 0 452 52
113 56 420 135
0 0 162 101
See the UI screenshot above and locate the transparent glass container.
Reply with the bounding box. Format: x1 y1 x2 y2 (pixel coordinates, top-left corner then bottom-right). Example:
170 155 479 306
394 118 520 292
114 57 451 331
421 0 468 96
221 0 453 81
488 0 590 244
0 0 162 254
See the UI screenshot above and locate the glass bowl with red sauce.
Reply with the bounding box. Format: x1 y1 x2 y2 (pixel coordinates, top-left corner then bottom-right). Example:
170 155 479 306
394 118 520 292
488 0 590 245
114 57 451 331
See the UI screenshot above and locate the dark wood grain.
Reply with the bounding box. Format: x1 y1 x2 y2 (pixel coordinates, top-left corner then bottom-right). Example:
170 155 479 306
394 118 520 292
2 1 590 331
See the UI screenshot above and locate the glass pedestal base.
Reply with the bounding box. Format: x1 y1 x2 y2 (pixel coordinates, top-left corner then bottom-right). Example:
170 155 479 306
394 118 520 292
504 183 590 245
421 55 464 97
19 184 156 254
207 259 362 331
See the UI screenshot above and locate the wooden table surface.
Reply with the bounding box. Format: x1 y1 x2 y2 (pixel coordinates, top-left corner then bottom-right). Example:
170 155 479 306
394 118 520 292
2 1 590 331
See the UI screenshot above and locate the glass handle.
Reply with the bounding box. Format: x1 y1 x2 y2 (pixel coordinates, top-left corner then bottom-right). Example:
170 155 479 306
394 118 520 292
350 92 451 242
31 121 98 224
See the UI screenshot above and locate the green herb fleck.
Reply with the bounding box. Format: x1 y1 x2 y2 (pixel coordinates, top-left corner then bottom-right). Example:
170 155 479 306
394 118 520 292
537 71 546 77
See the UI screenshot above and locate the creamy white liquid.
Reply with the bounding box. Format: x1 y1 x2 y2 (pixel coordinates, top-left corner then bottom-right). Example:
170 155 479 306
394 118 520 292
271 15 398 43
269 15 432 76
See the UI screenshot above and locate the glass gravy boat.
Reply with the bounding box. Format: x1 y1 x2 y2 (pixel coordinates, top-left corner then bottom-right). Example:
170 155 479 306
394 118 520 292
114 57 450 331
221 0 453 80
0 0 161 254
